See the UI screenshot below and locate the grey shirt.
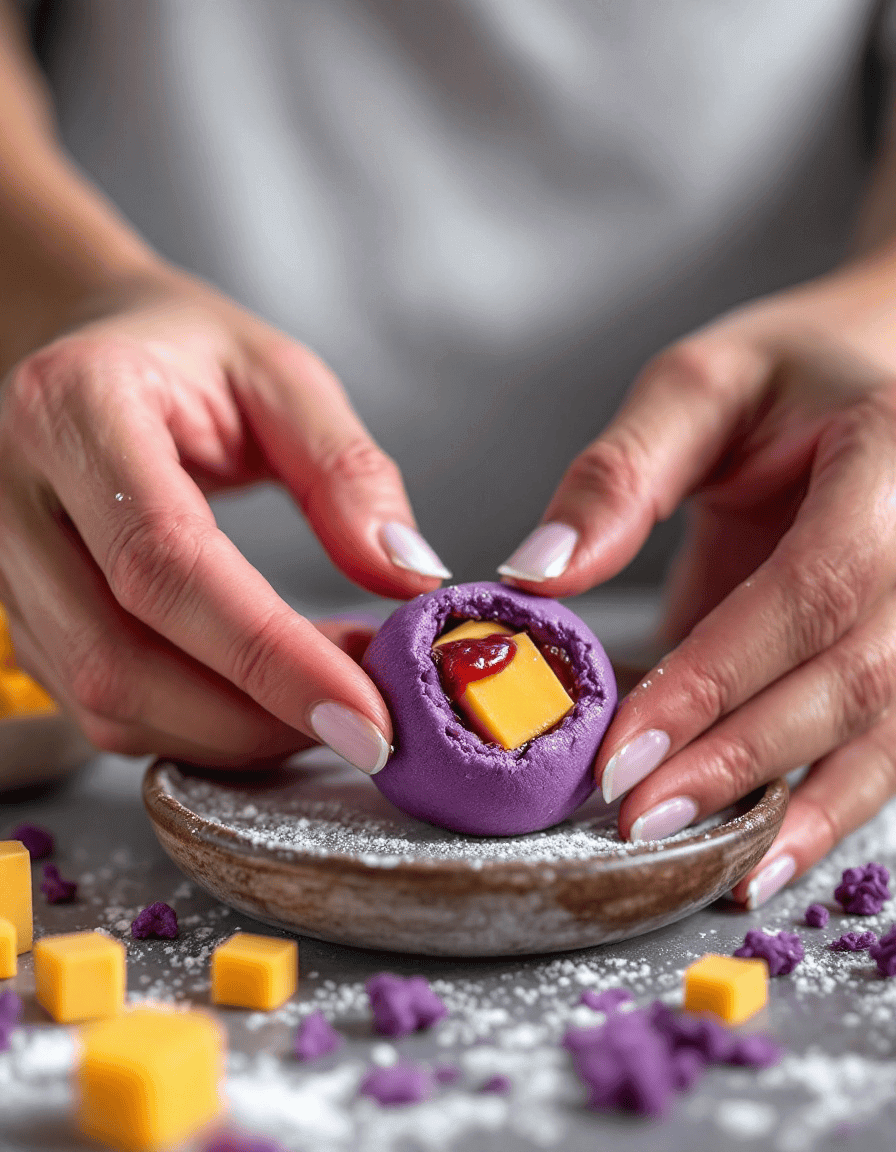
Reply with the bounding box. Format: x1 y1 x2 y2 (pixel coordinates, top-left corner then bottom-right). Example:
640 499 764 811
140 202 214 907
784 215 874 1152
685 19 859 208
26 0 895 603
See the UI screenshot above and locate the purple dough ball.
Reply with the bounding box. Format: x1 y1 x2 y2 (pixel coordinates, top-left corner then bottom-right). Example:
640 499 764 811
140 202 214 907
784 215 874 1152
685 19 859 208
362 582 617 835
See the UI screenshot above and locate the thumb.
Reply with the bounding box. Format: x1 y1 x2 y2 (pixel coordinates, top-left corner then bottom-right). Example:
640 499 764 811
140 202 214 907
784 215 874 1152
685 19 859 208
239 337 451 599
497 336 771 597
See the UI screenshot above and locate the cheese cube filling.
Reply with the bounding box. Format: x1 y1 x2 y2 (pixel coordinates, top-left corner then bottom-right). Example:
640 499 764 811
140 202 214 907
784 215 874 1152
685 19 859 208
433 620 574 750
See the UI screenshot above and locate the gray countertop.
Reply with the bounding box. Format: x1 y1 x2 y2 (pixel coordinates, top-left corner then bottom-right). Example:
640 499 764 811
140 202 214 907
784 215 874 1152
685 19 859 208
2 591 896 1152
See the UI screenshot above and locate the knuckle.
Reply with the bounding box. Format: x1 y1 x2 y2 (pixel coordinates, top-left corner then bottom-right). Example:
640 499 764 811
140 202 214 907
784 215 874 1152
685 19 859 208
67 640 136 722
777 549 868 657
105 509 207 623
675 661 733 727
225 610 287 702
643 340 732 402
563 435 648 512
706 731 763 798
318 437 401 489
835 644 896 736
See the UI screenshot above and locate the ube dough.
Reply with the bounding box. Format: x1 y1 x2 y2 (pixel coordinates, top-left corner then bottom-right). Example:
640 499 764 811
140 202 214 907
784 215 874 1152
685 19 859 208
361 582 617 836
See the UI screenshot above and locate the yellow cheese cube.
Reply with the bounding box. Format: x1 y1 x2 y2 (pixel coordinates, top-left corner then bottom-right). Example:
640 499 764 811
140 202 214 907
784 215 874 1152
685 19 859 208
0 916 16 978
76 1007 224 1151
0 841 32 953
211 932 298 1010
34 931 126 1023
0 670 56 718
433 619 513 647
0 604 14 670
458 632 573 750
683 954 768 1025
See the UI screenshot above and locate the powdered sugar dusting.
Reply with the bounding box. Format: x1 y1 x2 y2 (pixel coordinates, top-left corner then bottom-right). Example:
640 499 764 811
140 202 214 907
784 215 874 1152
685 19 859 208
157 754 729 867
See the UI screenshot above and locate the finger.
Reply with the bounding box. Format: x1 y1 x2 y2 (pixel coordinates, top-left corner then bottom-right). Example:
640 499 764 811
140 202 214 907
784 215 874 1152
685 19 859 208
313 616 379 664
730 708 896 907
597 393 896 803
237 337 450 596
0 481 311 762
497 335 770 592
616 592 896 842
8 351 393 774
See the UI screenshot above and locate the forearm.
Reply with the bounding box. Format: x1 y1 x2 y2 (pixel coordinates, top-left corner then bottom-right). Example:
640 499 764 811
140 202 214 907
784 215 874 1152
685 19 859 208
0 0 167 376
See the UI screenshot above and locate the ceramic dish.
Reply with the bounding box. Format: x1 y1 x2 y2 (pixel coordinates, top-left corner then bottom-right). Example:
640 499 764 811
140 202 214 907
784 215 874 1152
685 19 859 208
143 751 787 957
0 711 94 794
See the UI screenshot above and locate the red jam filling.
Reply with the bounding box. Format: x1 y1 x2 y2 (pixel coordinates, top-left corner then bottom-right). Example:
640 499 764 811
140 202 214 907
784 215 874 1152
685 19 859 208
432 634 517 701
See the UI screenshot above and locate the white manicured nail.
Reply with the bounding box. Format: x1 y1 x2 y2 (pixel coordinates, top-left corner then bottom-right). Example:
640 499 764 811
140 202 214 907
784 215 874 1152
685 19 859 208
497 522 579 582
601 729 671 804
380 522 451 579
309 701 390 775
746 854 797 910
629 796 699 843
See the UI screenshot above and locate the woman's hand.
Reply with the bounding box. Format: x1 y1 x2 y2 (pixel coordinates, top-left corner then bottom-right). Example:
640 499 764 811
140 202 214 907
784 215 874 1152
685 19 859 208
0 270 449 770
499 255 896 905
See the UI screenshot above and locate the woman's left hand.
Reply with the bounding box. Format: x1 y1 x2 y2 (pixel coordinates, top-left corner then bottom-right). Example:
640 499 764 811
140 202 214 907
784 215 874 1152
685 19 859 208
498 254 896 907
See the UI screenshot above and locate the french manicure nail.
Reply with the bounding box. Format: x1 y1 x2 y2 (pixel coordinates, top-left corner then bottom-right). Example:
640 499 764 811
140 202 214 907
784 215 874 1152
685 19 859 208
309 701 391 775
380 522 452 580
746 854 797 910
601 729 671 804
497 522 579 582
629 796 699 843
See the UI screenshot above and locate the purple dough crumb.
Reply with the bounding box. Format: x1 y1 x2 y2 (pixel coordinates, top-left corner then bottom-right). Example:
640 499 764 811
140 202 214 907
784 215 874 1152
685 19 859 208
580 987 633 1013
360 1063 431 1106
433 1064 461 1085
0 990 23 1053
294 1011 342 1061
203 1133 283 1152
0 990 22 1026
480 1074 512 1094
567 1009 678 1117
648 1002 734 1063
564 1001 783 1117
834 862 891 916
804 903 829 928
10 823 54 860
829 931 878 953
670 1048 706 1092
869 925 896 977
728 1035 784 1068
734 929 804 976
130 901 179 939
40 863 76 904
366 973 448 1037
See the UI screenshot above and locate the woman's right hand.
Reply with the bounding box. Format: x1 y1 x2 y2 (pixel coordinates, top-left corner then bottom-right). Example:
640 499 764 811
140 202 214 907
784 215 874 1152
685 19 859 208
0 268 450 770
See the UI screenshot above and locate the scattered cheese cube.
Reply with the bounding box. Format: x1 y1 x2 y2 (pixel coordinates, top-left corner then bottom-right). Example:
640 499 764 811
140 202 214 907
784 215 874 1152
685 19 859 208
211 932 298 1011
683 954 768 1025
0 604 13 670
0 670 56 718
76 1007 224 1151
459 632 573 750
34 931 126 1023
0 841 32 953
0 916 16 978
433 620 513 647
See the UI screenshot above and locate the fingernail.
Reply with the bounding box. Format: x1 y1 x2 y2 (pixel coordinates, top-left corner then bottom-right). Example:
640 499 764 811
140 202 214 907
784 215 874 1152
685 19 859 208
380 522 452 580
308 701 391 775
601 729 670 804
629 796 699 843
497 522 579 582
746 854 797 910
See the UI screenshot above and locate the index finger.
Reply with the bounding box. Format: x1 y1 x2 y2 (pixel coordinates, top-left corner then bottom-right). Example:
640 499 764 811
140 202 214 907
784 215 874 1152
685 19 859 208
20 351 392 773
